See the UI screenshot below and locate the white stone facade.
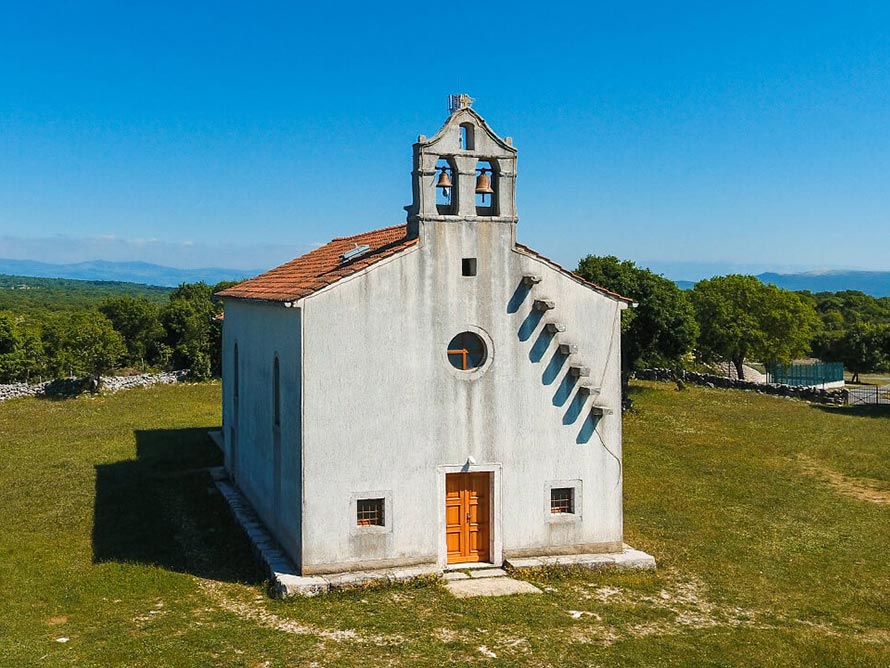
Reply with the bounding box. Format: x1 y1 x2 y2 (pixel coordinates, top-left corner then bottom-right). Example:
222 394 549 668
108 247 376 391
221 101 630 576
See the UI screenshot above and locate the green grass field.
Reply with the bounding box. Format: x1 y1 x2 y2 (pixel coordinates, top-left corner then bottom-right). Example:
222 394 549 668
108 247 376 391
1 382 888 667
845 371 890 388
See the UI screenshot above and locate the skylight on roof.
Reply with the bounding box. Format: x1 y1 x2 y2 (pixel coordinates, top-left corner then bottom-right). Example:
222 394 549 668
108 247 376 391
340 244 370 263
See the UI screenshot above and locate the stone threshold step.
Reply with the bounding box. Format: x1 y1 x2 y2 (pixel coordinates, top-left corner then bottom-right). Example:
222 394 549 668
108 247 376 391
505 545 656 571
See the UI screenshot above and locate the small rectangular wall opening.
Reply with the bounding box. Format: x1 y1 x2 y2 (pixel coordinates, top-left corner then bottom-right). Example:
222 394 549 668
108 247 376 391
357 498 385 526
550 487 575 514
462 258 477 276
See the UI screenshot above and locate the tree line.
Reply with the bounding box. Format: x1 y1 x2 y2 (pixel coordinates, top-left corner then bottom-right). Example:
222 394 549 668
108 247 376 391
0 274 170 315
1 262 889 389
0 281 235 385
576 256 890 386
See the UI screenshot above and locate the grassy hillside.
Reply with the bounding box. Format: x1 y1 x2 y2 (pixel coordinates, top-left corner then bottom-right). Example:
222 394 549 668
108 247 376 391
0 382 887 667
0 274 171 315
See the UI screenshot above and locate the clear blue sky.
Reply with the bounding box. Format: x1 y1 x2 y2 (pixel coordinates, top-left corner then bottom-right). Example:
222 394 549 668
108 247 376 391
2 1 889 278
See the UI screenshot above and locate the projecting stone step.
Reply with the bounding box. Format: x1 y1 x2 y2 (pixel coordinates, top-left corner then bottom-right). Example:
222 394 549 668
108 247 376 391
522 274 542 287
577 384 601 397
591 406 614 416
570 365 590 378
545 322 566 334
469 568 508 579
558 342 579 356
533 299 555 312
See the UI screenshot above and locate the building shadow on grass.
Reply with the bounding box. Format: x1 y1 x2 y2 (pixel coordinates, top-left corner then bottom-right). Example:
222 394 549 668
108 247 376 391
92 427 264 585
809 404 890 419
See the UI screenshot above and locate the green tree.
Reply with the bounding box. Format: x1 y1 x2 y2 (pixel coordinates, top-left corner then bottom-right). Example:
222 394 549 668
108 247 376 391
64 312 127 387
160 282 227 380
99 296 165 368
575 256 699 389
40 316 74 378
0 312 23 382
813 290 890 327
838 322 890 384
161 299 209 378
691 275 818 379
17 328 45 382
806 290 890 377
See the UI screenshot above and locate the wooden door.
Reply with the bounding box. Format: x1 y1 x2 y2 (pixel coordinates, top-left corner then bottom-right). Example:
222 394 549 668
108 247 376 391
445 472 490 564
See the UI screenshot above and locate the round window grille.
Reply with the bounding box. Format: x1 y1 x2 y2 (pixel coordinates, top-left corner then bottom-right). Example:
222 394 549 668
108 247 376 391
447 332 487 371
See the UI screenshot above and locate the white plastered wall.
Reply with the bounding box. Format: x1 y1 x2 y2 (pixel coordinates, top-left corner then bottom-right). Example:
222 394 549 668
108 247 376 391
221 299 302 566
298 220 625 574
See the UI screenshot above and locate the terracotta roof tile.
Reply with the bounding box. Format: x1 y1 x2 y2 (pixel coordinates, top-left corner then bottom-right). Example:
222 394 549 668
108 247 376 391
217 223 630 305
217 224 417 302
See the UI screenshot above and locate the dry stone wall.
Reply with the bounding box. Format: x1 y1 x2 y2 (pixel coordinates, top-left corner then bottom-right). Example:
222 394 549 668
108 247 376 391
635 368 847 405
0 371 189 402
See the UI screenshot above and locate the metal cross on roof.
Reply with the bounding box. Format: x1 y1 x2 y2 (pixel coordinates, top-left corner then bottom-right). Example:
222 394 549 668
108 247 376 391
448 93 474 113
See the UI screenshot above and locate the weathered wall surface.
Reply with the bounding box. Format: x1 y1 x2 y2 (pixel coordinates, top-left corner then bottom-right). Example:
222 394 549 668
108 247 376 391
298 219 625 573
222 300 302 567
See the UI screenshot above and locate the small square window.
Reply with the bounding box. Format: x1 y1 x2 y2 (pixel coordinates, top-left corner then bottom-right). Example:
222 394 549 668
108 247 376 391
462 258 477 276
356 498 385 526
550 488 575 514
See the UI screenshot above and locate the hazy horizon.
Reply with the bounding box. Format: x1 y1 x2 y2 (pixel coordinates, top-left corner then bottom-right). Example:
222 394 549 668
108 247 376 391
1 233 886 284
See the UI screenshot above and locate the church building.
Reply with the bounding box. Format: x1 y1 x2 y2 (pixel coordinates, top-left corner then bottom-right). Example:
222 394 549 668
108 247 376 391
217 96 647 578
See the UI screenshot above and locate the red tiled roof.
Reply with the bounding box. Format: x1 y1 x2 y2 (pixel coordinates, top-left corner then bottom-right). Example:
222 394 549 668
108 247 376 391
217 224 630 305
514 243 633 303
217 225 417 302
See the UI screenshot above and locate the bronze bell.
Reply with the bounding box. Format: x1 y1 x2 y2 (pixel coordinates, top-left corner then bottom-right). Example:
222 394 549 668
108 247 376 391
475 168 494 203
435 167 452 195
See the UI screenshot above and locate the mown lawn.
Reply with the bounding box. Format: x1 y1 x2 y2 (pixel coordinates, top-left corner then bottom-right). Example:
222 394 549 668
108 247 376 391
846 371 890 388
0 381 888 667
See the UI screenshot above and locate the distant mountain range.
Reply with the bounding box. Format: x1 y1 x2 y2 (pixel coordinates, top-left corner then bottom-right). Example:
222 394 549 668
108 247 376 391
675 270 890 297
0 258 261 288
1 258 889 297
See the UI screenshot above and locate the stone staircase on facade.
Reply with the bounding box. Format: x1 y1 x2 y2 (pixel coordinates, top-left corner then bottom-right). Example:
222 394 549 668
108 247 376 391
522 274 611 419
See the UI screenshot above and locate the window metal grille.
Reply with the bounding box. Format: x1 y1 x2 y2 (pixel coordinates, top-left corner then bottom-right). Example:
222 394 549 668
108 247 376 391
550 487 574 514
356 498 385 526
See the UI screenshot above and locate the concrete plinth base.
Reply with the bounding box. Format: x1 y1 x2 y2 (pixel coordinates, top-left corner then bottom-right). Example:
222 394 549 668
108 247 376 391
207 430 224 451
276 564 441 598
211 467 441 597
505 544 656 571
212 467 655 597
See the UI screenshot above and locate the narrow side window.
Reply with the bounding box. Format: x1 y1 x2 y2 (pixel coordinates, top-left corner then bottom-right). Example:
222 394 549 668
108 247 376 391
459 122 475 150
233 343 240 401
273 356 281 429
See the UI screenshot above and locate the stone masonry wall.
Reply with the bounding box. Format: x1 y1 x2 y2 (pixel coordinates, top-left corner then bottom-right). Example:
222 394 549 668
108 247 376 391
634 368 847 405
0 370 190 402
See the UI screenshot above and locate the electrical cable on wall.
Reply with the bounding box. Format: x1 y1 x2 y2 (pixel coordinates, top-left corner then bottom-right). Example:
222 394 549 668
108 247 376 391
594 301 623 488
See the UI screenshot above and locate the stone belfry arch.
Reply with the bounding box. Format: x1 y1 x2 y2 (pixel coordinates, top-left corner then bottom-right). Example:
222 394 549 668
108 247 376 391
405 94 518 238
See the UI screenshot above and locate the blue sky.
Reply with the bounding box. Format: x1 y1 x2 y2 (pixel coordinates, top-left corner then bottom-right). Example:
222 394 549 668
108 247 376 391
2 1 889 279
